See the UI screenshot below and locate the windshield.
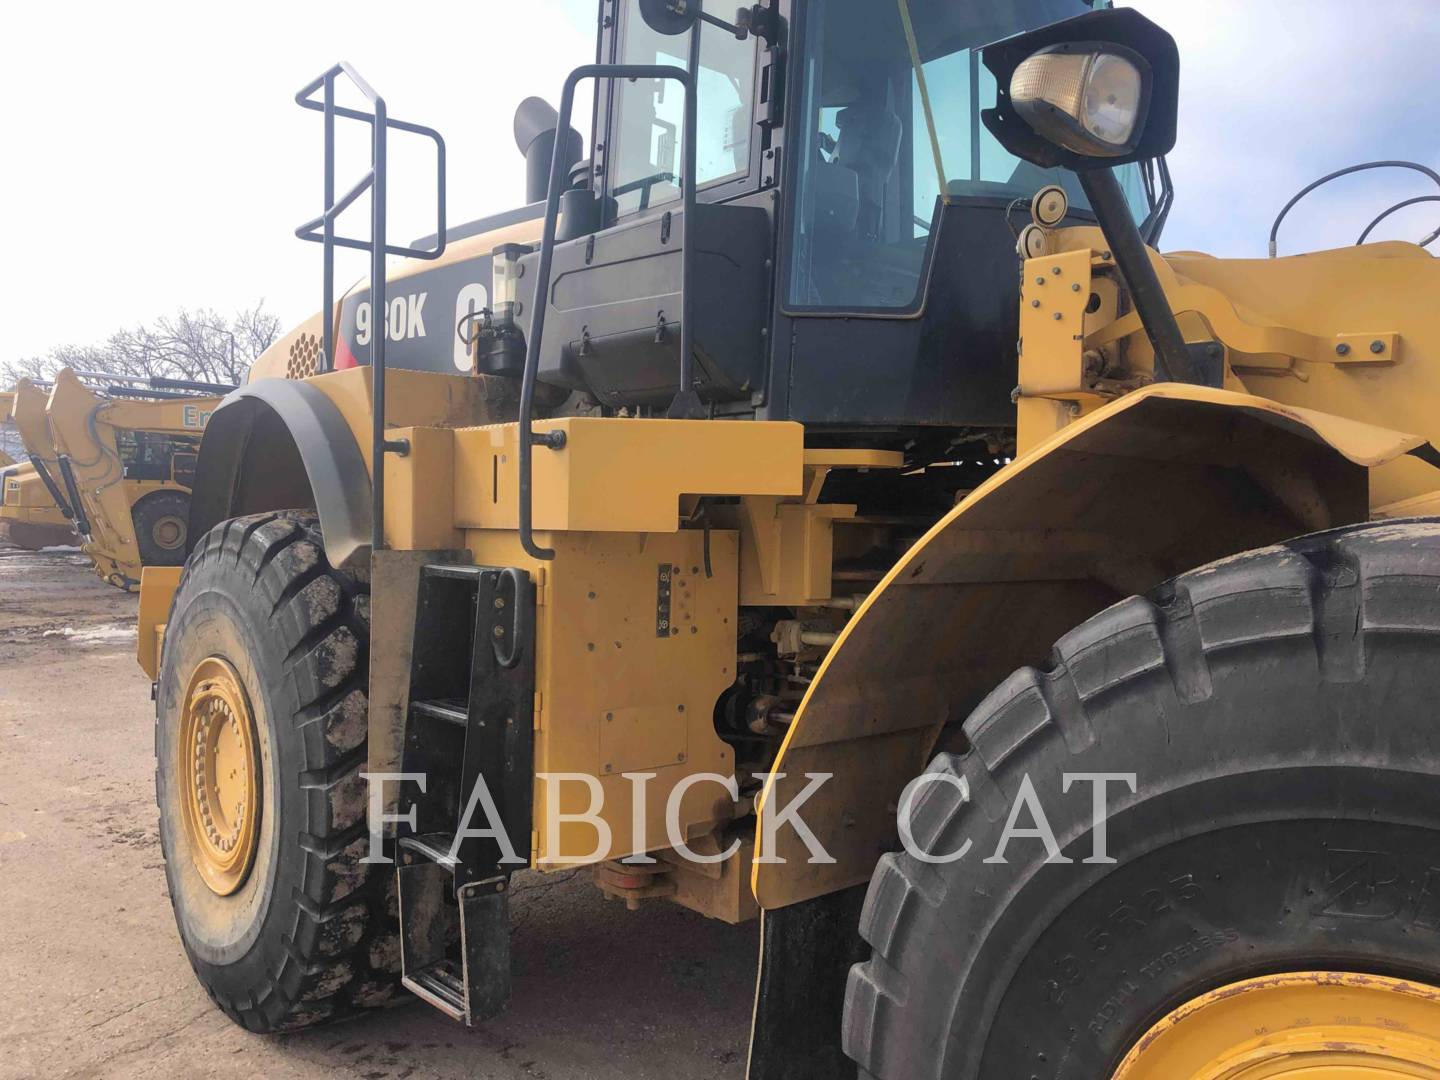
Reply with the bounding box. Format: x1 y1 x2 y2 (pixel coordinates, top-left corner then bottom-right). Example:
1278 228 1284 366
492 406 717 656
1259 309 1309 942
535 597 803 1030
788 0 1150 312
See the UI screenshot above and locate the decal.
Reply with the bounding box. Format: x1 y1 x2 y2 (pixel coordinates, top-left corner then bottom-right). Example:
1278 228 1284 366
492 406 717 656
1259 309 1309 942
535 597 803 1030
355 292 429 345
181 404 214 430
454 283 489 371
338 251 497 374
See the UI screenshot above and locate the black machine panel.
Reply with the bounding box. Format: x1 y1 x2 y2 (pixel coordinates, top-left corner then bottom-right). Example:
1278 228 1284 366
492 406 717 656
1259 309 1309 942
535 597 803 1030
335 256 496 376
519 202 771 409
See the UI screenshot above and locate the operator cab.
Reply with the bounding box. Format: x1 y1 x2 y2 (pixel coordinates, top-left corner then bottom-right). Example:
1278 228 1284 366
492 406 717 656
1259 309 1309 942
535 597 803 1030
330 1 1166 448
501 0 1160 439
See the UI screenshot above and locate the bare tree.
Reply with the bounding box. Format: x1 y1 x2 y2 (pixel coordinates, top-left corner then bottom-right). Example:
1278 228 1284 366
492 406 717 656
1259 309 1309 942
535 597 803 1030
2 302 281 388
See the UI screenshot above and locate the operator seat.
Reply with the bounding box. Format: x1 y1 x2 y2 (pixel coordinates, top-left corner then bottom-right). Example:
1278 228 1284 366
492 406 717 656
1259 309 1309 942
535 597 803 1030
834 104 902 242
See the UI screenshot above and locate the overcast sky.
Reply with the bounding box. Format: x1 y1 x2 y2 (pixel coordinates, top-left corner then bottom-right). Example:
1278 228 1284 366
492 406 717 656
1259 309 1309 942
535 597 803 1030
2 1 1436 361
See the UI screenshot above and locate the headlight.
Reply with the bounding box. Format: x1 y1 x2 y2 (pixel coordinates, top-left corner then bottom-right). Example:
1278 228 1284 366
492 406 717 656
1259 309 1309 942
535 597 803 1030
1010 45 1149 158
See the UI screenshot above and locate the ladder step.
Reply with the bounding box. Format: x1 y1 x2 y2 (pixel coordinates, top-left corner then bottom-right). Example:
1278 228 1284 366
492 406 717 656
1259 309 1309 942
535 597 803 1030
424 563 484 580
411 698 468 727
403 962 467 1021
399 832 459 866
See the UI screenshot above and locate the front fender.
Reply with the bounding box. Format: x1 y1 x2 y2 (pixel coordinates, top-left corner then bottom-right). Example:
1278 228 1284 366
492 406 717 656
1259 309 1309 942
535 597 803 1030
189 376 373 570
752 384 1427 910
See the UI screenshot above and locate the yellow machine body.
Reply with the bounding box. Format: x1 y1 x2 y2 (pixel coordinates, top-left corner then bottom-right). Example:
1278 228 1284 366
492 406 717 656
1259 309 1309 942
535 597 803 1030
139 226 1440 922
12 370 219 588
757 231 1440 907
0 391 76 549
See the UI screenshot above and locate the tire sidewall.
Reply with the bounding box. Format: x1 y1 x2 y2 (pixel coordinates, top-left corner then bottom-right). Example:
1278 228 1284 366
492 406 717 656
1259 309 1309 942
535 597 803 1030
157 563 298 973
847 527 1440 1080
955 636 1440 1076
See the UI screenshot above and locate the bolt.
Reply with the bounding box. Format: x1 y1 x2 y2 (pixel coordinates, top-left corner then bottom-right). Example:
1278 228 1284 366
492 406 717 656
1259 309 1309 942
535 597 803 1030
1051 266 1062 275
677 704 686 712
677 753 686 762
493 596 506 610
587 642 595 652
1031 299 1041 308
587 590 596 599
1034 276 1046 286
1335 342 1351 356
1053 312 1062 321
492 625 505 639
606 712 613 721
1370 339 1386 354
1072 283 1082 292
690 626 698 634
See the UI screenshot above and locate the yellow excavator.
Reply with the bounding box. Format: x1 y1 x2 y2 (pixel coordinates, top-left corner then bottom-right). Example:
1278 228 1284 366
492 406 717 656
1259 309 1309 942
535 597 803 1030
11 370 224 588
0 391 77 549
134 3 1440 1076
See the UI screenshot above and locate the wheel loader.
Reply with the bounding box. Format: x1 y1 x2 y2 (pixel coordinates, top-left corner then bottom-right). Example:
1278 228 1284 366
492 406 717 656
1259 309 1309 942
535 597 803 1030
0 391 78 549
134 2 1440 1075
10 371 225 588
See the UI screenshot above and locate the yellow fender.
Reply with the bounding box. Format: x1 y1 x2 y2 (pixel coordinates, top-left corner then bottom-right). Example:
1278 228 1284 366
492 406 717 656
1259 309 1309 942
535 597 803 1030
752 384 1427 909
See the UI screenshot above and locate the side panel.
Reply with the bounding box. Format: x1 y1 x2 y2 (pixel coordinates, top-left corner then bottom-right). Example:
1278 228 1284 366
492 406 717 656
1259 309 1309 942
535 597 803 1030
446 527 744 868
752 386 1416 909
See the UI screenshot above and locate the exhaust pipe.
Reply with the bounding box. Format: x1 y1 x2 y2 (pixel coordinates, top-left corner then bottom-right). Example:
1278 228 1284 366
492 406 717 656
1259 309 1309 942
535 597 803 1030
513 96 583 205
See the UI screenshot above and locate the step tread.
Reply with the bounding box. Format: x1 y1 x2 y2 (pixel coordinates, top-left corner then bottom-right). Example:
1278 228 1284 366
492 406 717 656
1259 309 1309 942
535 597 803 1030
398 832 459 866
404 962 467 1020
411 698 468 726
424 564 484 580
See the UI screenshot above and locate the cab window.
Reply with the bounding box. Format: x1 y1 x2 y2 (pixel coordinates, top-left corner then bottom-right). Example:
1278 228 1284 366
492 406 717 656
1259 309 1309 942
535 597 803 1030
608 4 758 217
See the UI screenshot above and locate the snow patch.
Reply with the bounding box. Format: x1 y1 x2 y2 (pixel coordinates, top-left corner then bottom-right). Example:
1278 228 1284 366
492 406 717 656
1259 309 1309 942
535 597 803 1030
43 624 138 645
39 545 82 553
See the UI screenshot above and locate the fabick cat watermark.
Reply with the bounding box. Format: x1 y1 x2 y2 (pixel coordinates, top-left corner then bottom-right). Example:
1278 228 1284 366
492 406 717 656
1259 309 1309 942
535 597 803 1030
358 769 1137 867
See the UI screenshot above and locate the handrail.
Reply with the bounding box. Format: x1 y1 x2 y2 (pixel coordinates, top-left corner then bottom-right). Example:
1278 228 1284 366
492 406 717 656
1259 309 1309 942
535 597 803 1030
517 62 699 561
294 61 448 557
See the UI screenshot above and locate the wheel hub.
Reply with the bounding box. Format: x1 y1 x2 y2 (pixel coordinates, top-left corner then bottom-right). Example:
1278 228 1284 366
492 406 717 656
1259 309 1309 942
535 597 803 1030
1114 971 1440 1079
152 514 186 551
178 656 260 896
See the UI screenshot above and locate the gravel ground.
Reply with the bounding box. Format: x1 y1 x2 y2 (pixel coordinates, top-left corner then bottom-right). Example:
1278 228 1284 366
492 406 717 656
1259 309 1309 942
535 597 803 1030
0 542 756 1079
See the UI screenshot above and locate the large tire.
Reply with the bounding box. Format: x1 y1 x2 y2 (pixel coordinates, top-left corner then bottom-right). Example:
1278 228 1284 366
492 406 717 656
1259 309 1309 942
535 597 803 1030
844 520 1440 1078
133 489 190 566
155 510 401 1032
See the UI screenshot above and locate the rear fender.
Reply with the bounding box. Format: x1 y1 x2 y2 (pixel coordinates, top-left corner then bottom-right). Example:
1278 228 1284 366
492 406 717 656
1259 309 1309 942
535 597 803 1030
752 384 1427 910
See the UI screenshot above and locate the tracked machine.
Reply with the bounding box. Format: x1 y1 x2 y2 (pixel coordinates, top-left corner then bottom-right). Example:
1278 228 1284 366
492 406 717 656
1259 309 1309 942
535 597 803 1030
11 371 226 588
137 2 1440 1075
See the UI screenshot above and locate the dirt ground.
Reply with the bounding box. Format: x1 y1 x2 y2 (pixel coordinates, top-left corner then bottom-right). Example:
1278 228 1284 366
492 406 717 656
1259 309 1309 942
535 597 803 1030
0 542 756 1079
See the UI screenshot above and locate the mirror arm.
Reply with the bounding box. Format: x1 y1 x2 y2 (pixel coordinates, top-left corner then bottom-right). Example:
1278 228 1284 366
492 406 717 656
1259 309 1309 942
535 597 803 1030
1077 167 1197 385
664 1 776 42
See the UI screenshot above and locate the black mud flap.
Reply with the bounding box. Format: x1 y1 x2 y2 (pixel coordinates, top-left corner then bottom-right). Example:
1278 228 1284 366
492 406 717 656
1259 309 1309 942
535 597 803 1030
747 885 867 1080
